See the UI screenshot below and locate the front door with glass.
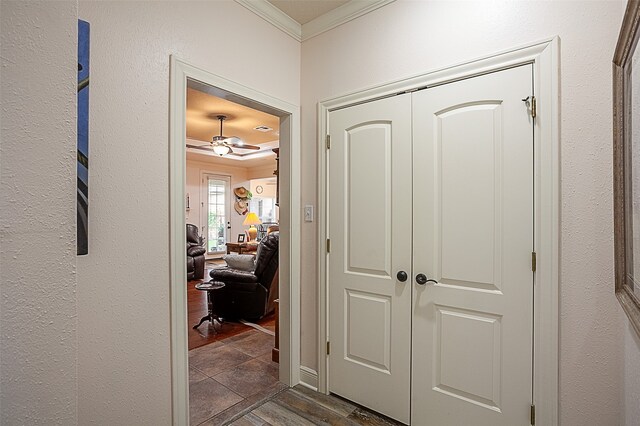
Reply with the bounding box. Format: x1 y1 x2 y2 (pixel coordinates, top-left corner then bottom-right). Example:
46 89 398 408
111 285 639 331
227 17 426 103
202 174 231 255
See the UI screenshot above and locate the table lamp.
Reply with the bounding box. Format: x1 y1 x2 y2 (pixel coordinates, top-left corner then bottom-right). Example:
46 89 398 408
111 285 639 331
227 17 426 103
243 212 262 243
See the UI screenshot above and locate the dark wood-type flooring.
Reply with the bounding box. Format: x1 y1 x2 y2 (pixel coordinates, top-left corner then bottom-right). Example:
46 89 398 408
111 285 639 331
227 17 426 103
188 261 275 350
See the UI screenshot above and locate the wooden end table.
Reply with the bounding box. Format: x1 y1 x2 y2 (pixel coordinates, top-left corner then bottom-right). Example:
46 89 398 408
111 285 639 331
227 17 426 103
225 242 258 255
193 281 225 332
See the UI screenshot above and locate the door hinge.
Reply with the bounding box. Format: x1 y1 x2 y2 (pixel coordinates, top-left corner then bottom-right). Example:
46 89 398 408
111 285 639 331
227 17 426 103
531 96 537 118
530 404 536 425
532 251 537 272
523 95 537 118
326 341 330 355
326 238 331 253
326 135 331 149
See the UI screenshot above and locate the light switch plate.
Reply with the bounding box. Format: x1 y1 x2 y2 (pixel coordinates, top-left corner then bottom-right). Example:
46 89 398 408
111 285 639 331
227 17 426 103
304 205 314 222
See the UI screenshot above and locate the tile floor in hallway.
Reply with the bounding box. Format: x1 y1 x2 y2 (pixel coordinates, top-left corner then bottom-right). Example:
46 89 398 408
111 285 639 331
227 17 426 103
189 328 282 425
189 328 403 425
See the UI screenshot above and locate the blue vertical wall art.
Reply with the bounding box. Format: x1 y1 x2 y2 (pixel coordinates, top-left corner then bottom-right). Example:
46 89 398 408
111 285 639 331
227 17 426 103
77 20 90 255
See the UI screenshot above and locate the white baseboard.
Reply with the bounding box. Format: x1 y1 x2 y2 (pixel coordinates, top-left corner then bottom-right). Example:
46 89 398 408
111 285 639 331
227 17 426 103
298 366 318 391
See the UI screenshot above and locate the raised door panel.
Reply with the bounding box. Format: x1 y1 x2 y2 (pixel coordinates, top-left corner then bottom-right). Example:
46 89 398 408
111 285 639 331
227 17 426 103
345 123 392 277
345 290 391 372
435 305 502 411
437 103 503 292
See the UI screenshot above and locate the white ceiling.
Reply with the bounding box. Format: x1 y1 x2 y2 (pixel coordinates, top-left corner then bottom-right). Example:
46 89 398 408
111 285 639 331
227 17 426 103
267 0 349 24
238 0 395 42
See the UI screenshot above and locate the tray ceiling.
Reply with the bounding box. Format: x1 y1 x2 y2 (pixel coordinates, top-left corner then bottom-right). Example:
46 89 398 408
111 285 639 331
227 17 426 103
186 87 279 147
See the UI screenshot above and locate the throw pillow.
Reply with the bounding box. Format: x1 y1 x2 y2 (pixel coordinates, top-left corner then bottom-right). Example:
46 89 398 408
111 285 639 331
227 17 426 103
223 254 256 271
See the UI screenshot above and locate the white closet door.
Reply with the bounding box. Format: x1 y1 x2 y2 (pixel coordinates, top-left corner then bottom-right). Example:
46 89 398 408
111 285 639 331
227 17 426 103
411 65 534 425
328 94 413 424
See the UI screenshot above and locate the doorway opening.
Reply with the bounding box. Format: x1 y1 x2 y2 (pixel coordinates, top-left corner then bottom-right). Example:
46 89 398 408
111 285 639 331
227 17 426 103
170 57 301 425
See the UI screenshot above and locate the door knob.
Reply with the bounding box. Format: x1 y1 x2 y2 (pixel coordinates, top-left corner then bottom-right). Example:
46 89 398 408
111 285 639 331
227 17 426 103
397 271 408 282
416 274 437 285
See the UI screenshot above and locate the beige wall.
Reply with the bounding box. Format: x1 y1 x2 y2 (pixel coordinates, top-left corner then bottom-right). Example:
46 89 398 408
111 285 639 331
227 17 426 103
625 325 640 424
299 1 630 424
3 0 640 424
247 164 278 180
250 177 277 199
0 1 78 424
76 1 299 424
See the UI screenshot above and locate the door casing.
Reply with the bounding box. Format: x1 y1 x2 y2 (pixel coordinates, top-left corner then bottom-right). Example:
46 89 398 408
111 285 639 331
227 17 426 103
317 38 559 426
169 56 301 425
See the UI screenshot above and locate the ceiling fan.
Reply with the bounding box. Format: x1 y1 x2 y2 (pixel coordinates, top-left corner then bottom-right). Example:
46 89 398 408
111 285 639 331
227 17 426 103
187 115 261 156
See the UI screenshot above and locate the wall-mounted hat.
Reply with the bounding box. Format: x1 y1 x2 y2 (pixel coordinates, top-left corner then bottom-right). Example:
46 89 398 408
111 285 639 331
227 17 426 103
234 200 248 215
234 186 249 199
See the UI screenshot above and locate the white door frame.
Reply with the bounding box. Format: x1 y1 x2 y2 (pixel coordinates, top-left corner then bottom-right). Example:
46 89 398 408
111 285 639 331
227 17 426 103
317 38 559 425
200 173 231 256
169 56 301 425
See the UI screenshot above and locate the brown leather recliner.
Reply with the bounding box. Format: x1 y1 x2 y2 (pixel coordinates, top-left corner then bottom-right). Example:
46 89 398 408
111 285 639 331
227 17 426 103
209 232 279 320
187 224 206 280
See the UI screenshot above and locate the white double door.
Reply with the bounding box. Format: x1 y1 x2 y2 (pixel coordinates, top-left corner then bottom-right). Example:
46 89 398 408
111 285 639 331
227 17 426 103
328 65 534 425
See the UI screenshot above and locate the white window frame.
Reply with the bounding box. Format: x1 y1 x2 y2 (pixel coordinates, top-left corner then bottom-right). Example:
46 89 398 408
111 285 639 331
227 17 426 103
201 173 231 256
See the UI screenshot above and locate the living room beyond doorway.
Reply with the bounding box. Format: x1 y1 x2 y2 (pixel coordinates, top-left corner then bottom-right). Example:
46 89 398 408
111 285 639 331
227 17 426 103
187 259 283 425
170 57 301 424
182 77 286 425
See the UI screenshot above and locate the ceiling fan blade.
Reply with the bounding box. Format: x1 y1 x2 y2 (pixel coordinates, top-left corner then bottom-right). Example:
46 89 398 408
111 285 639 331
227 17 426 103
222 136 241 143
227 141 261 150
186 143 212 152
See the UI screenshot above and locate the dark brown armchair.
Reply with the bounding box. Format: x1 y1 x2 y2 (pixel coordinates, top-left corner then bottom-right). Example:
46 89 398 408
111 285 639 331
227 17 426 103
209 232 279 320
187 224 206 280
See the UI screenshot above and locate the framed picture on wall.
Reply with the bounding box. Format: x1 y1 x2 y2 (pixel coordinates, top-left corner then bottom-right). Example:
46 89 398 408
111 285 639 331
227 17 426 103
237 234 245 243
77 19 90 256
613 0 640 337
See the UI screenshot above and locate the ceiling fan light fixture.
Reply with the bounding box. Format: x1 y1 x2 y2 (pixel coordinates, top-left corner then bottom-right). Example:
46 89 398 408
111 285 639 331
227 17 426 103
212 143 231 156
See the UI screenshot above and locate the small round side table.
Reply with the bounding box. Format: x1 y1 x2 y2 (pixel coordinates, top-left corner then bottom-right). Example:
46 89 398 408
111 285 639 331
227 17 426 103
193 281 225 331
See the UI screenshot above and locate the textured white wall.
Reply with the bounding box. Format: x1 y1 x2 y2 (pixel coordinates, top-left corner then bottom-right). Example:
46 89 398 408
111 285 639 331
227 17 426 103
625 325 640 425
0 1 78 424
300 1 629 424
4 1 640 424
76 1 299 424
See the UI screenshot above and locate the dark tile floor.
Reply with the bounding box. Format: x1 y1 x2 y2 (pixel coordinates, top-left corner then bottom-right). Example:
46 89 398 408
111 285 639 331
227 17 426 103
189 329 282 425
189 328 404 425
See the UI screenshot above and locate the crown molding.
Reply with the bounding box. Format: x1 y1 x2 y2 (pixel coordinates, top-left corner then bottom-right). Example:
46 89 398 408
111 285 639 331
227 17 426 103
235 0 396 43
301 0 395 41
235 0 302 41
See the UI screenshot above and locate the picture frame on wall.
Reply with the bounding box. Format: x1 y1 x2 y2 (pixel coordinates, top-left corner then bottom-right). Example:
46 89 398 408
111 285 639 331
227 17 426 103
237 234 245 243
77 19 90 256
613 0 640 337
